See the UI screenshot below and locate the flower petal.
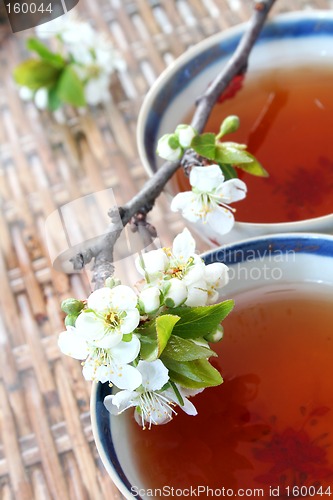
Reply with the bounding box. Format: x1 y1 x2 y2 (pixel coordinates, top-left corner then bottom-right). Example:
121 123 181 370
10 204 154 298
164 278 187 307
104 390 139 415
135 249 169 277
110 363 143 390
172 227 196 260
206 206 235 235
75 312 105 342
120 309 140 335
216 178 247 203
171 191 196 214
205 262 229 288
138 359 169 391
190 165 223 192
87 287 113 313
185 280 208 307
58 327 89 360
139 286 160 314
110 285 138 310
82 359 95 381
111 336 140 365
92 330 123 349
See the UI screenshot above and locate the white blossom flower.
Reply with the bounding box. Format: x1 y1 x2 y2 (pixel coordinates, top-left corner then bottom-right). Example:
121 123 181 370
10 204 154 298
175 124 197 148
163 278 187 307
82 336 142 390
19 86 33 101
171 164 247 235
36 15 95 45
135 249 169 282
204 262 229 304
75 286 140 349
83 73 111 106
34 88 48 110
139 286 161 314
104 359 198 428
156 134 182 162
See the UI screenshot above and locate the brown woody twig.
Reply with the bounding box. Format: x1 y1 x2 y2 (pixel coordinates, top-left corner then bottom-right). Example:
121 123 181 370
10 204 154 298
71 0 276 289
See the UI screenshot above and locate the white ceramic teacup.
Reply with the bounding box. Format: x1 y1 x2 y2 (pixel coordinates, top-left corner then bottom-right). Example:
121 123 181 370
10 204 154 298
137 11 333 245
91 232 333 499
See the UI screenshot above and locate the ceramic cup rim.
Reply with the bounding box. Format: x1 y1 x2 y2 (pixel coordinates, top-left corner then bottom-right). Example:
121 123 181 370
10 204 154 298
90 231 333 499
136 10 333 233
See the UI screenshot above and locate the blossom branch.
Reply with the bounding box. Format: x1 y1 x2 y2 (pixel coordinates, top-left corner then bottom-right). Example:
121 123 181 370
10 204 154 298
72 0 276 288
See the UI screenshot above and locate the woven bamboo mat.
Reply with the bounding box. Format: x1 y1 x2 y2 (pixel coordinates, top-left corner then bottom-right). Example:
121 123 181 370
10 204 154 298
0 0 331 498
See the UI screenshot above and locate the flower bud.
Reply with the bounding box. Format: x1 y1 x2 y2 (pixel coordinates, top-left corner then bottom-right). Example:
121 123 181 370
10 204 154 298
219 115 240 137
175 124 197 148
61 298 85 315
156 134 182 161
65 314 78 327
164 278 187 308
105 277 121 289
136 249 169 277
204 325 224 343
139 287 161 314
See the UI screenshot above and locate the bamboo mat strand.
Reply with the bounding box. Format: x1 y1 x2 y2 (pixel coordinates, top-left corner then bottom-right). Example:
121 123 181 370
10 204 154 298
0 0 331 498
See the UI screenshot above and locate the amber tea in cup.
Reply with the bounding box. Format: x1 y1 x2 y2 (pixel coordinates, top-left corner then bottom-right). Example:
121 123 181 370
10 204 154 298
176 64 333 225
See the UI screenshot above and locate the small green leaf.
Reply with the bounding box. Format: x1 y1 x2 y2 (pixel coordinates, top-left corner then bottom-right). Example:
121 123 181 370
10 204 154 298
169 380 184 406
26 38 65 68
56 66 86 107
191 133 216 160
156 315 180 354
161 335 217 362
164 357 223 389
139 314 180 361
168 300 234 339
215 143 252 164
14 59 61 90
237 154 269 177
47 86 62 111
219 164 238 180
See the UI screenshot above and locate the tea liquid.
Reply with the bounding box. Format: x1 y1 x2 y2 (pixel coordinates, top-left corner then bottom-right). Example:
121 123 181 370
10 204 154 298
129 283 333 495
176 65 333 223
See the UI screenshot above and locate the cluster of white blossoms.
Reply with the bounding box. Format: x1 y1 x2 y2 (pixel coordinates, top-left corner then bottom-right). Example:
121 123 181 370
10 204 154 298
171 164 247 235
156 124 248 235
58 228 231 429
19 15 125 109
136 227 229 309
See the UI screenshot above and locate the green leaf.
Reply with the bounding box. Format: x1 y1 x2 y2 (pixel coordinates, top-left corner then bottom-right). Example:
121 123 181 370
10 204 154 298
163 357 223 389
13 59 61 90
161 335 217 362
237 153 269 177
219 164 238 180
47 86 62 111
190 133 216 160
26 38 65 68
56 66 86 107
139 314 180 361
168 300 234 339
215 143 252 164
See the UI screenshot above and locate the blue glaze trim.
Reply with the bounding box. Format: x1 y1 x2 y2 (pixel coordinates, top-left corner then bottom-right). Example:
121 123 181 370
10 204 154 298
203 235 333 266
95 383 140 498
144 17 333 172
